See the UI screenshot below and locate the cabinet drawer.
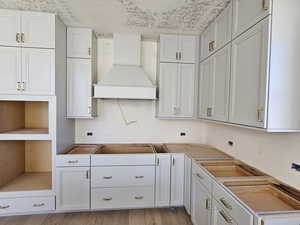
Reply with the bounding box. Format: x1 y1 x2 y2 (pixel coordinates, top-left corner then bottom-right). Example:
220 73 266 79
213 183 253 225
91 166 155 188
56 155 90 167
0 196 54 215
91 187 154 209
91 154 156 166
192 163 213 193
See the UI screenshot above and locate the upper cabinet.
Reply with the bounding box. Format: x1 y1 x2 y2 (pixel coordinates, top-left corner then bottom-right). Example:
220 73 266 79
67 28 97 118
67 28 93 59
200 2 232 61
160 34 196 64
232 0 271 38
0 9 55 49
199 0 300 131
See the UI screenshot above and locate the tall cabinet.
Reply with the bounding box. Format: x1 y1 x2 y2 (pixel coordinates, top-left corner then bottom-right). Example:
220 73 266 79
0 9 75 216
158 34 198 118
67 28 97 119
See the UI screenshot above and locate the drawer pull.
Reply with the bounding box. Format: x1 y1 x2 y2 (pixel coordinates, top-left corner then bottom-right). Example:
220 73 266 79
134 196 144 200
220 198 233 210
135 176 144 179
0 205 10 209
219 210 233 224
33 203 45 207
103 197 112 201
103 176 112 179
68 160 79 164
196 173 204 179
205 198 210 210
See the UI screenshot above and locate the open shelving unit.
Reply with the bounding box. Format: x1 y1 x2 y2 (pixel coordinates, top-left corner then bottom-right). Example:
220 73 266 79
0 140 52 193
0 101 51 140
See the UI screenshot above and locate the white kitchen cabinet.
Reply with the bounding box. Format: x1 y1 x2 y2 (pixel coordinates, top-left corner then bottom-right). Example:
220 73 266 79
0 10 21 47
21 48 55 95
21 11 55 49
0 47 21 94
67 28 94 59
0 9 55 48
232 0 271 38
67 58 96 118
56 167 90 211
212 200 238 225
170 154 184 207
158 63 195 118
191 173 212 225
184 155 192 214
200 2 232 61
229 18 269 128
199 44 231 122
155 154 171 207
160 34 196 63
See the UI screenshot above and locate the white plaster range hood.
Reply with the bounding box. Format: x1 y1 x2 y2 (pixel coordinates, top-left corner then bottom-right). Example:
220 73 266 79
94 33 156 99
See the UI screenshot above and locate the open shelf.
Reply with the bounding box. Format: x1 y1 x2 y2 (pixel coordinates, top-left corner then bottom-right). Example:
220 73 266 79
0 140 52 193
0 101 50 140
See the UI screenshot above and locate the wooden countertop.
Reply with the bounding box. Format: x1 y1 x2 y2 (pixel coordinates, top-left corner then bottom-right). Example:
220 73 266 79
162 143 233 159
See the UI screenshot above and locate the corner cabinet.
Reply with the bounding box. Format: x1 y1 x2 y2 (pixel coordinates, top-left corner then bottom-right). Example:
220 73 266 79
67 28 97 118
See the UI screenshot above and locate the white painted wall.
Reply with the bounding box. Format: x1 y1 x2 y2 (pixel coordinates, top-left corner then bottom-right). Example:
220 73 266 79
75 38 205 144
205 123 300 190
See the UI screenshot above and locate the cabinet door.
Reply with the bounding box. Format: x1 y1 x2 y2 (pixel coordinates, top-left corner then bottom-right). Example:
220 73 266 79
210 44 231 122
178 64 195 117
233 0 271 38
191 175 211 225
158 63 179 117
67 58 92 118
56 167 90 211
155 154 171 207
214 2 232 51
199 58 213 119
200 25 214 61
212 200 237 225
21 12 55 48
179 36 196 63
184 155 192 214
230 18 270 128
67 28 92 58
160 35 179 63
0 46 21 94
0 9 21 47
21 48 55 95
170 154 184 207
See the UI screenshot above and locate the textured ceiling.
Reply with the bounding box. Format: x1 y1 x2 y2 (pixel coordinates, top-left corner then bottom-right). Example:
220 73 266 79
0 0 229 38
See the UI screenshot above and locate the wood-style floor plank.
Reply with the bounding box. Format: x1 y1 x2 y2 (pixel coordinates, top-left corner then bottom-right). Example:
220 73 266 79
0 208 192 225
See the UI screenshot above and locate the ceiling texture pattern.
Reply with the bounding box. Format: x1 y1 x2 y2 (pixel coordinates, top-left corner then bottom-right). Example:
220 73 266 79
0 0 229 37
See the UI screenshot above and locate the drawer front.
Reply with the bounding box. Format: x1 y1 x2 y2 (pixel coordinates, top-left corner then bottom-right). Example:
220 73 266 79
213 183 253 225
91 187 155 209
91 166 155 188
56 155 90 167
0 196 54 215
91 154 156 166
192 163 213 193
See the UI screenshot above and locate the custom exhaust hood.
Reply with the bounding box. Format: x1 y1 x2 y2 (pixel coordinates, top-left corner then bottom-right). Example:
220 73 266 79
94 33 156 99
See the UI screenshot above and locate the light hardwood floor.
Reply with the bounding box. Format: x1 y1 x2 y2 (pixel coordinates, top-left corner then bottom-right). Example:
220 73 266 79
0 208 193 225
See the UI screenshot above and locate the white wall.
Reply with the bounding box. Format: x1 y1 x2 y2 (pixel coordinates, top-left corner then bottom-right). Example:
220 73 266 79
75 38 206 144
205 122 300 190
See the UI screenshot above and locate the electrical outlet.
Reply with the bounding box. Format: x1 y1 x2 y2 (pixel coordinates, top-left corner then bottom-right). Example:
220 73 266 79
180 132 186 137
291 163 300 171
86 132 93 136
228 141 234 147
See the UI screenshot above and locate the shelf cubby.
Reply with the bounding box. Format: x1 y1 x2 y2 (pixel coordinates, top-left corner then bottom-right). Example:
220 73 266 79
0 140 52 193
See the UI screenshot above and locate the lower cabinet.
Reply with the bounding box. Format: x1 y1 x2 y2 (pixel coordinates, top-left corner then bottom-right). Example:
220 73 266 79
184 155 192 214
170 154 185 206
155 154 171 207
56 167 90 211
191 172 212 225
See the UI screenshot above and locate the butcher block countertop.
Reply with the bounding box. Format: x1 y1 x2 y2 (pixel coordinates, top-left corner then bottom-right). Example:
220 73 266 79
161 143 232 159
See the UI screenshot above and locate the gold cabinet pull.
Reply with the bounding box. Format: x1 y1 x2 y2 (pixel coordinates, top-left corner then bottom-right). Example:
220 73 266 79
262 0 269 10
209 41 215 52
134 196 144 200
219 210 233 224
0 205 10 209
33 203 45 207
103 197 112 201
21 33 25 43
220 198 232 210
16 33 20 43
16 81 21 91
